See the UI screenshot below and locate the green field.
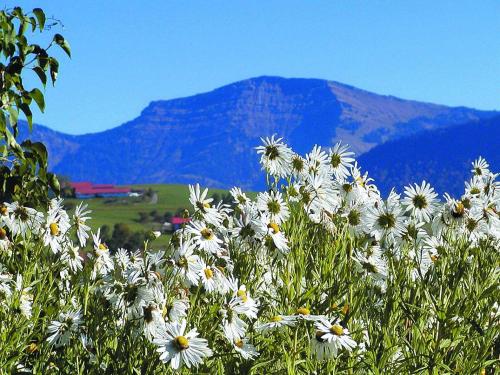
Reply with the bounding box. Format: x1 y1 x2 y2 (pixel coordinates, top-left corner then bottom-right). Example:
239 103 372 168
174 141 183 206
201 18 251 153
66 184 234 248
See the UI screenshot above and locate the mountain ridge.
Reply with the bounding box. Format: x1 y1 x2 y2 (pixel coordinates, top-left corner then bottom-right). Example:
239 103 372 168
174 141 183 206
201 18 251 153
20 76 498 190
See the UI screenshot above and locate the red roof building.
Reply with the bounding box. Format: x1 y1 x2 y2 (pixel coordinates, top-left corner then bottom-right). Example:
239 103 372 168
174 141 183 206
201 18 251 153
70 182 131 198
170 217 191 225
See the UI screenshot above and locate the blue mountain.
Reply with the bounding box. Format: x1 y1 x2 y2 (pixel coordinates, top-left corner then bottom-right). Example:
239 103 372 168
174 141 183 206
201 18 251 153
358 115 500 197
23 76 498 190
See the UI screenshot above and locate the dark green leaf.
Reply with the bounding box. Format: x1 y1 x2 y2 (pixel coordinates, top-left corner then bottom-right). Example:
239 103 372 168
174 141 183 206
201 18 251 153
30 88 45 112
32 66 47 87
54 34 71 58
19 103 33 130
48 173 60 195
32 8 45 31
29 16 37 32
49 58 59 85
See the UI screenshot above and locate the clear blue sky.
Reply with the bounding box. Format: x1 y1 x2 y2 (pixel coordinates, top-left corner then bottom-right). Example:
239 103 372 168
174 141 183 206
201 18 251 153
10 0 500 134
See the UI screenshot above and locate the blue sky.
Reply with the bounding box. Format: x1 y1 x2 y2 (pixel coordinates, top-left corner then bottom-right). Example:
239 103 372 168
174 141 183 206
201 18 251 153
10 0 500 134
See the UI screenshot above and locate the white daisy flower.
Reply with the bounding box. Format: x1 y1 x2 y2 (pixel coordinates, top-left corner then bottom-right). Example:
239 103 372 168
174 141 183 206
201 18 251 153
257 191 289 225
171 238 203 286
73 202 91 247
231 284 259 320
295 307 325 322
329 142 355 181
199 264 219 293
4 202 44 237
314 318 357 355
142 303 167 342
164 297 190 322
255 135 293 178
230 187 250 207
89 229 114 279
402 181 439 222
46 309 82 347
255 314 297 333
154 319 213 370
0 224 11 254
353 244 388 279
342 200 368 236
186 221 223 255
265 221 289 255
233 338 259 360
0 269 13 301
189 184 222 225
366 190 404 243
305 145 330 177
471 156 490 177
222 310 248 342
61 243 84 274
15 275 33 319
290 153 307 178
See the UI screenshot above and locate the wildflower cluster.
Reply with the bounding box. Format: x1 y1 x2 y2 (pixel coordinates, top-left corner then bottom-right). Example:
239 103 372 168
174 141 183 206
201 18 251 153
0 137 498 373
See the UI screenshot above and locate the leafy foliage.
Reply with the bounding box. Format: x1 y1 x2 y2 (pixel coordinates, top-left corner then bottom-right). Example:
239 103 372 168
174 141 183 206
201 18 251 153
0 7 70 207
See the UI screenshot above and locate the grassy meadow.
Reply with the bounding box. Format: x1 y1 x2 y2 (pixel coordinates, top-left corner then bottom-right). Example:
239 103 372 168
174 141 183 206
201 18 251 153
66 184 248 247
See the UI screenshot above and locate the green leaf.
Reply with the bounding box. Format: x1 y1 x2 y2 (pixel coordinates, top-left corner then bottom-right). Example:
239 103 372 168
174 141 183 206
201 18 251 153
22 140 48 166
54 34 71 58
0 111 6 132
29 16 37 32
19 103 33 130
8 107 18 126
32 66 47 87
30 88 45 112
48 173 60 195
49 58 59 85
32 8 45 31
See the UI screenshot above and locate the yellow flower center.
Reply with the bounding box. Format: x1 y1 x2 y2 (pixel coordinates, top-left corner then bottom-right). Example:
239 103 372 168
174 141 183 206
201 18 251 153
296 307 310 315
234 339 244 348
237 289 248 303
98 243 108 251
452 201 465 217
26 342 38 353
267 222 280 234
201 228 213 240
0 205 7 216
0 227 6 240
270 315 282 322
431 254 438 262
174 335 189 350
330 324 344 336
342 303 349 315
204 268 213 279
49 222 59 236
203 202 210 208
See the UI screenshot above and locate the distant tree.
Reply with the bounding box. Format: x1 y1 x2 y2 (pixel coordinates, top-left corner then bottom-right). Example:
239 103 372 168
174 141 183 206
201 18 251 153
163 211 173 222
108 223 132 250
175 207 188 217
127 231 145 251
138 212 149 223
58 175 75 198
100 224 111 244
63 201 75 211
211 193 221 204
